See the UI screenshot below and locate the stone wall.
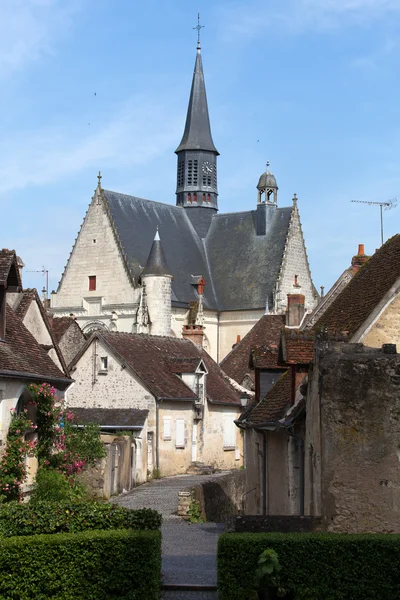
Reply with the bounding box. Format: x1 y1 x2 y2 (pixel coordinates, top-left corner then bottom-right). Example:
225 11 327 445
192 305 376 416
179 471 246 522
59 321 86 368
305 341 400 533
142 275 172 337
361 293 400 349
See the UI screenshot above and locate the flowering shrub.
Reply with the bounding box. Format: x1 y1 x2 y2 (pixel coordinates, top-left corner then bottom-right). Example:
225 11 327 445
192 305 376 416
0 410 36 502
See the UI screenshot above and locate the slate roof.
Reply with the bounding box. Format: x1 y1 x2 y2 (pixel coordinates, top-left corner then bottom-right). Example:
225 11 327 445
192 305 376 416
72 408 148 428
0 250 22 288
0 305 71 386
103 190 294 312
221 314 285 384
73 332 241 406
141 233 171 277
241 371 290 426
281 330 314 364
175 50 218 154
314 234 400 337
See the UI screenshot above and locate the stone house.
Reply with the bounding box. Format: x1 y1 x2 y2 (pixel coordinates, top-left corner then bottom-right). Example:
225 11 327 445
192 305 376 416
49 38 318 362
46 315 86 368
0 250 72 488
66 331 244 487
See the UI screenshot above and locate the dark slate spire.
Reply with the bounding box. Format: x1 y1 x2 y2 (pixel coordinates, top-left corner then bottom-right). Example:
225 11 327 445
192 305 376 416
175 47 218 155
141 229 171 277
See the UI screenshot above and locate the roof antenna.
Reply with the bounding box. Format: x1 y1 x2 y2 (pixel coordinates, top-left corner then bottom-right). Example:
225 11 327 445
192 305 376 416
351 197 397 246
193 13 204 51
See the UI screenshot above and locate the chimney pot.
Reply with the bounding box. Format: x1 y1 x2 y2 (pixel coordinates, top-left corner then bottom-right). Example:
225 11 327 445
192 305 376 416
358 243 365 256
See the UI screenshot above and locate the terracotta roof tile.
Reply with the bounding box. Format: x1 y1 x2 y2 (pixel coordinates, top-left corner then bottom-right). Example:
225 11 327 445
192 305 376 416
282 330 314 364
315 234 400 337
221 315 285 384
0 250 22 288
250 345 280 369
72 408 148 428
0 305 71 384
47 314 78 344
246 371 291 425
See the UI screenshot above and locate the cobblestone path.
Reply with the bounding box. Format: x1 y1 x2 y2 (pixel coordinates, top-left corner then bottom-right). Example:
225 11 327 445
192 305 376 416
113 473 228 599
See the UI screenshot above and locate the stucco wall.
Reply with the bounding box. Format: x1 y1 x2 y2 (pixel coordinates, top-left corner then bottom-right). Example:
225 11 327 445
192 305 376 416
306 342 400 533
361 293 400 349
142 275 172 337
158 402 194 476
201 404 242 470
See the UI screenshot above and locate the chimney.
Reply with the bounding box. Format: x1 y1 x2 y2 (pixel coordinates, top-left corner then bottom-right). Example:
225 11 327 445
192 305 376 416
182 324 204 348
351 243 369 274
286 294 305 327
232 334 241 350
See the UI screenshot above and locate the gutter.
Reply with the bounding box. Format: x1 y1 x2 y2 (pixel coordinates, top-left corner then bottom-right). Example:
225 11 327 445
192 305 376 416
0 370 73 388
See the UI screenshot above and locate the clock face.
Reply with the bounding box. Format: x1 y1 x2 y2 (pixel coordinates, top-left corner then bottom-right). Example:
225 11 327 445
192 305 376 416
202 161 213 175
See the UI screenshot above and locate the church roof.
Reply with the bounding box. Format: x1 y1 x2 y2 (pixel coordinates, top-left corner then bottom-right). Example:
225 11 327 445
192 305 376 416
175 49 218 154
104 190 293 312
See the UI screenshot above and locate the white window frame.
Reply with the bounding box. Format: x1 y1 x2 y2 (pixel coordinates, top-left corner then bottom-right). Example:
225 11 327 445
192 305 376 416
176 419 185 448
99 356 108 374
163 417 171 441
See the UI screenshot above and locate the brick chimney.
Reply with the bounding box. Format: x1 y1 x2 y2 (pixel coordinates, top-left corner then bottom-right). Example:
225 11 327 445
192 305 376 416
351 244 369 274
182 324 204 347
286 294 305 327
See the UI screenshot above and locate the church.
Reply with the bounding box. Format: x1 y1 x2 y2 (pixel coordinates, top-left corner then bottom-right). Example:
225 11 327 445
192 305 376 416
50 35 318 362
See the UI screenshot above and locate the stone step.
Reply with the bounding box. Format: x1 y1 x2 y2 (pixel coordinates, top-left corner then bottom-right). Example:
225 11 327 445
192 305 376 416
186 463 216 475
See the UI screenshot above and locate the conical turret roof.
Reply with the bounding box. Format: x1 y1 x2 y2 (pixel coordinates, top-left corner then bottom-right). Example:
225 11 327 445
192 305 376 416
175 49 219 155
141 229 171 277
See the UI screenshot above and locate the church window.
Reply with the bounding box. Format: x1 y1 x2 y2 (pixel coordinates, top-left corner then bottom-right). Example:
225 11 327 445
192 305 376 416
193 160 198 185
187 160 193 185
93 239 96 244
207 194 211 203
88 276 96 291
202 193 206 202
193 193 197 203
187 193 191 203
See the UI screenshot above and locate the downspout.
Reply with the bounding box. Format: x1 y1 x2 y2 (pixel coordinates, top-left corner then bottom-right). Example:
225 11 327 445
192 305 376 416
155 400 160 472
287 429 304 516
262 431 268 516
216 311 220 363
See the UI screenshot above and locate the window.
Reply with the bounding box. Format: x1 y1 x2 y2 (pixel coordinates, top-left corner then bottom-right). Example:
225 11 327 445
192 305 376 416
177 160 184 187
223 415 236 450
100 356 108 371
88 275 96 291
163 417 171 440
176 419 185 448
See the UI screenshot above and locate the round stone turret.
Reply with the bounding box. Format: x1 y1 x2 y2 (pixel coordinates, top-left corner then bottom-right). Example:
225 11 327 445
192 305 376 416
140 229 172 337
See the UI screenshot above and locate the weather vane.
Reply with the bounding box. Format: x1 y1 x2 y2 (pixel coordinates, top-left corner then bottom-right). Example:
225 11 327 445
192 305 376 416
193 13 204 50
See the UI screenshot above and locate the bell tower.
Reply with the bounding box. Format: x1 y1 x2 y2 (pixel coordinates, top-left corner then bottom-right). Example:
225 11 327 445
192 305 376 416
175 15 219 212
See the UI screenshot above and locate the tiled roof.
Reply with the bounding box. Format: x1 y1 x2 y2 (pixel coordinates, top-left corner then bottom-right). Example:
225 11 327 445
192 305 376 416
72 408 148 428
281 330 314 364
221 315 285 384
246 371 291 425
250 345 280 369
315 235 400 337
0 305 71 385
13 289 35 319
168 357 202 373
47 314 77 344
0 249 22 288
75 332 241 406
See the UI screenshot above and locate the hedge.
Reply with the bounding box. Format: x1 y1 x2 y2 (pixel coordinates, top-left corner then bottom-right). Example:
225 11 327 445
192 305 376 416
0 529 161 600
218 532 400 600
0 501 161 537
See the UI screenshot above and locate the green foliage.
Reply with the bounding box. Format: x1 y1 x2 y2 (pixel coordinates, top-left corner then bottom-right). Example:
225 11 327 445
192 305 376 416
0 529 161 599
254 549 286 598
187 498 204 523
30 468 88 504
218 532 400 600
0 501 162 537
152 467 161 480
0 410 36 502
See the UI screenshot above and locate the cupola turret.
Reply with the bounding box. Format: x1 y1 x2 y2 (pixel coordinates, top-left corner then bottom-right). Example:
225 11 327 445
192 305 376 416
257 161 278 205
175 15 219 213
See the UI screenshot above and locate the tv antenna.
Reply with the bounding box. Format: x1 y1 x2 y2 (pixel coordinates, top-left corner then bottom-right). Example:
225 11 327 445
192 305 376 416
351 198 397 246
26 266 49 300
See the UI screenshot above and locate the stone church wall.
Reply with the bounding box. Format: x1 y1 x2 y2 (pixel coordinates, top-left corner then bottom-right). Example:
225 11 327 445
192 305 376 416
52 194 135 310
219 309 265 362
360 292 400 349
305 341 400 533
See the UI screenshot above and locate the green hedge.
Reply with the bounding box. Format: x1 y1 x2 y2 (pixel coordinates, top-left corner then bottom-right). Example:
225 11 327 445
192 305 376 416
0 529 161 599
0 501 161 537
218 532 400 600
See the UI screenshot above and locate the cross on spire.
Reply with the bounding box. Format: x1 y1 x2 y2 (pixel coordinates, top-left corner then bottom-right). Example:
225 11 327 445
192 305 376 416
193 13 204 50
97 171 102 187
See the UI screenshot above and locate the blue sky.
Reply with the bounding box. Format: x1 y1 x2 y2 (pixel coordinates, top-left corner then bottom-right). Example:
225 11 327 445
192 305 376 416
1 0 400 296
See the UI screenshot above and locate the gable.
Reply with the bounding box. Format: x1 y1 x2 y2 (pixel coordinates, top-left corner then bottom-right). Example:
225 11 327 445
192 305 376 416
54 192 135 309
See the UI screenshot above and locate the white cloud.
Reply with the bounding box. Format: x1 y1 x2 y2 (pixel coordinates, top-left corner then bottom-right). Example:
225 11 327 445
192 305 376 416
0 94 182 196
0 0 79 79
219 0 400 39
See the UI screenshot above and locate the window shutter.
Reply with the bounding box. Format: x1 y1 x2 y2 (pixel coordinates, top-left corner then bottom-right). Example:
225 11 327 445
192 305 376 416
163 417 171 440
176 419 185 448
224 416 236 448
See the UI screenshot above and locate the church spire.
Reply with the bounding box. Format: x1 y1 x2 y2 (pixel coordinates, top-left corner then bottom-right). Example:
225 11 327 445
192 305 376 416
175 15 219 216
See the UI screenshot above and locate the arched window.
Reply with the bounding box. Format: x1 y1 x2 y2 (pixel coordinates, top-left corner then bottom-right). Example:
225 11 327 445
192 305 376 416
193 193 197 203
207 194 211 203
202 193 206 203
187 193 191 203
